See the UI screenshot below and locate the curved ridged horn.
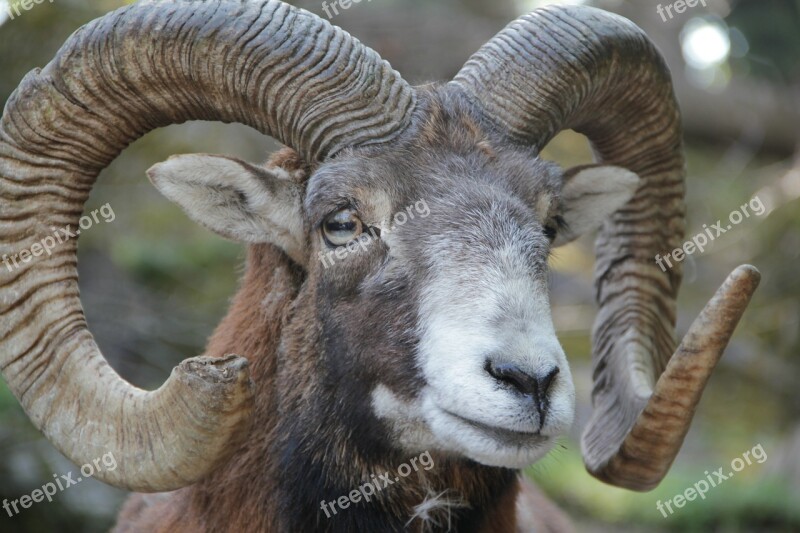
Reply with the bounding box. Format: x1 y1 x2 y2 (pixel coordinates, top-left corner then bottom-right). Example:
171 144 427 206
0 0 415 492
448 5 759 490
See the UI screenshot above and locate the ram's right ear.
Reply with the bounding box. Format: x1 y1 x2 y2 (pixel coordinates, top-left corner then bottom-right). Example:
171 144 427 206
148 154 305 264
552 165 641 247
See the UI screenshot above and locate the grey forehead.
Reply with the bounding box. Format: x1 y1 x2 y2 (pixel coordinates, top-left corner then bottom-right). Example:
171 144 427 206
304 147 564 224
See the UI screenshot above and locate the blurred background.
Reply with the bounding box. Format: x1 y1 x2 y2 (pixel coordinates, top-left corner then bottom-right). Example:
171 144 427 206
0 0 798 531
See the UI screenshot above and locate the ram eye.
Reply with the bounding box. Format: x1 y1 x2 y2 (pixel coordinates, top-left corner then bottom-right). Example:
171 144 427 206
544 215 565 242
322 209 364 247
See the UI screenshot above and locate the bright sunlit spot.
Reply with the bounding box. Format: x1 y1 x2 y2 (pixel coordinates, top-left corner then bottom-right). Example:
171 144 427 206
681 18 731 69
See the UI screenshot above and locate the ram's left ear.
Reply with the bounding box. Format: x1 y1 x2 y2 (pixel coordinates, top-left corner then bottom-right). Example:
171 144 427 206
148 154 306 264
553 165 642 247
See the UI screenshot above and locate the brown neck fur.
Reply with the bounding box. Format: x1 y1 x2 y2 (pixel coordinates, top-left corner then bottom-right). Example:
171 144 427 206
190 244 301 531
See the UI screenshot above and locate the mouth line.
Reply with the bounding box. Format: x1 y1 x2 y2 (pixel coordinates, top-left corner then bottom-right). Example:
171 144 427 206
442 409 547 446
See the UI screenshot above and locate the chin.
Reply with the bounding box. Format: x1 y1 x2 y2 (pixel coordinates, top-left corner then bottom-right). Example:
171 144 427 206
426 404 563 469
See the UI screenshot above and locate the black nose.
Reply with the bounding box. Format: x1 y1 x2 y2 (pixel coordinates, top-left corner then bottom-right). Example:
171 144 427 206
486 362 559 419
486 362 560 397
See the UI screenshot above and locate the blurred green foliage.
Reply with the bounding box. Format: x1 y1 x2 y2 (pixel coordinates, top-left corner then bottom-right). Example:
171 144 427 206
727 1 800 83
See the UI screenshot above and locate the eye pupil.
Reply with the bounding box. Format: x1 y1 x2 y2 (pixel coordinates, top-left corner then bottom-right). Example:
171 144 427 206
322 209 364 247
325 219 357 232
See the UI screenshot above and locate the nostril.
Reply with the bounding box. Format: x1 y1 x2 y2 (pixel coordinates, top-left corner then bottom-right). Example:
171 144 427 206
486 362 560 424
538 366 559 397
485 361 539 396
486 362 560 397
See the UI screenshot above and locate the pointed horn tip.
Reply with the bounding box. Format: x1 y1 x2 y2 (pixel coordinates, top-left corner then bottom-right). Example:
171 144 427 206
728 264 761 290
694 263 760 332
